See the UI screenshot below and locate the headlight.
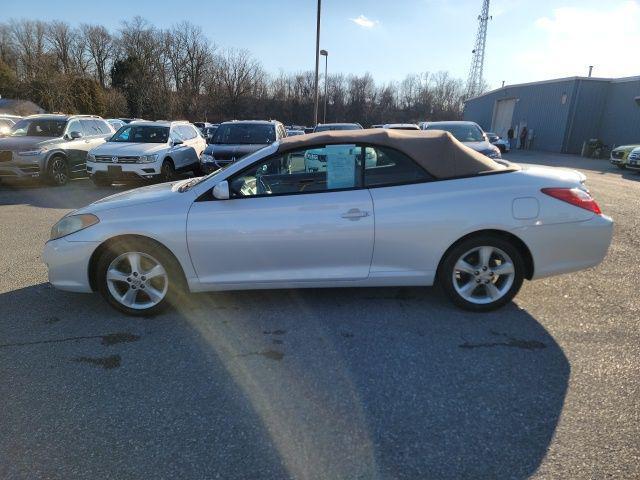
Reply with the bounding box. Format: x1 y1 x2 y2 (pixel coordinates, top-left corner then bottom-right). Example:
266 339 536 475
50 214 99 241
138 154 158 163
87 153 96 162
18 149 44 156
201 154 214 163
306 153 319 160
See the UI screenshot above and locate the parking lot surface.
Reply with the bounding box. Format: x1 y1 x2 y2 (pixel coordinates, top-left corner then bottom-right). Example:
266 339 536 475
1 151 638 479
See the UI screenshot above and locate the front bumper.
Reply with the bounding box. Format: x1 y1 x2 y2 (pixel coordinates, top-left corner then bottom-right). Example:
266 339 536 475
625 158 640 171
87 161 161 180
0 155 44 178
42 238 99 293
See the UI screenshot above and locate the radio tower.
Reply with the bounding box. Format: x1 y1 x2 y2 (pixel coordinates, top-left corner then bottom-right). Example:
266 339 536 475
466 0 491 98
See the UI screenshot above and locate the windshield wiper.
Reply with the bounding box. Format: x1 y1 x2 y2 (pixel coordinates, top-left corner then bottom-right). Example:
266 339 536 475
177 178 202 192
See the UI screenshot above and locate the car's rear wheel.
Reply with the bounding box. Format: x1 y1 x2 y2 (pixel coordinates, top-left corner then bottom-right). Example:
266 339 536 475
46 156 69 186
161 159 175 182
96 239 184 316
439 234 524 312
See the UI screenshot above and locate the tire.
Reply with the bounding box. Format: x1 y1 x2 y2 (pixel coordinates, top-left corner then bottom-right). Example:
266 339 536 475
438 234 525 312
498 145 506 153
95 238 185 316
91 176 111 187
160 159 175 182
616 164 625 170
46 156 70 186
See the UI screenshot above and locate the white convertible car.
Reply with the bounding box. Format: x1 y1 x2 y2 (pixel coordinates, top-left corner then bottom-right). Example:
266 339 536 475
43 129 613 315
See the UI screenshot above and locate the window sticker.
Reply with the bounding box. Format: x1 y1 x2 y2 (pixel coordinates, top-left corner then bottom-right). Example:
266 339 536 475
326 144 357 189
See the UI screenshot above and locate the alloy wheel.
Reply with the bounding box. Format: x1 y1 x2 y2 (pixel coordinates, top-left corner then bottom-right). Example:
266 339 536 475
452 245 515 305
51 158 68 185
106 251 168 310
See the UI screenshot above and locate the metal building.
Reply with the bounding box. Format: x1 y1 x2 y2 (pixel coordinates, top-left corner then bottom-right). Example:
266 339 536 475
463 75 640 153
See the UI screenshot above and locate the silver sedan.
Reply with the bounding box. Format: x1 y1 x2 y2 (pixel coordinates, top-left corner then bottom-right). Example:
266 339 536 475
43 130 613 316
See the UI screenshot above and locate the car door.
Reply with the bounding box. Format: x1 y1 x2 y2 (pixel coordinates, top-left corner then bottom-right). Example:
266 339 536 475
183 125 203 166
186 144 374 285
362 145 438 279
62 119 90 172
169 127 190 170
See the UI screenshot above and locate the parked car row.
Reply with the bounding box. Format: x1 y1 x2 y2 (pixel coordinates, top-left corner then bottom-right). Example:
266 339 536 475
610 143 640 171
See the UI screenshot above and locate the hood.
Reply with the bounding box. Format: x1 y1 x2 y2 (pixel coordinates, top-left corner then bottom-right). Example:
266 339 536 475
77 179 189 213
463 140 497 153
612 144 640 153
0 136 60 151
90 142 167 156
204 143 267 159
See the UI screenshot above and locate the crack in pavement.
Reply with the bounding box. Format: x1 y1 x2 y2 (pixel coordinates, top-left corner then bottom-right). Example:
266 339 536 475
0 332 140 349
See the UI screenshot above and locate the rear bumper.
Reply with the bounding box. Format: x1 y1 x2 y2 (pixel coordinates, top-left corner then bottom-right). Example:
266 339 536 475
521 215 614 280
42 238 98 293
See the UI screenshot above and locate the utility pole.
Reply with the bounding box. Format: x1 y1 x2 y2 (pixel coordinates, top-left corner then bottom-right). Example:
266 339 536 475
313 0 322 127
466 0 491 99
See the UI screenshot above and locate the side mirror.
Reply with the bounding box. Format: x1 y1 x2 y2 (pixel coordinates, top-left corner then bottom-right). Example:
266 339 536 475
69 131 83 139
212 180 230 200
172 138 184 146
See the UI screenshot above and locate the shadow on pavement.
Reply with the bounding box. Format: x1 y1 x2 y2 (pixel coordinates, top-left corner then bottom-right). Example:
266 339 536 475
0 283 570 479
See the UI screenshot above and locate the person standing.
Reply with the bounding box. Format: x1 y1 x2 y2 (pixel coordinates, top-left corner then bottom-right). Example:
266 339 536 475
519 126 528 150
507 127 515 150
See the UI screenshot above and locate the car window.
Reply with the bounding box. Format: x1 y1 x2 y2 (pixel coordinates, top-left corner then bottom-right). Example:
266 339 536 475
10 118 67 137
213 124 276 144
93 119 112 135
79 119 99 136
177 125 193 140
425 123 484 142
67 120 84 136
111 125 170 143
364 146 432 187
229 144 363 197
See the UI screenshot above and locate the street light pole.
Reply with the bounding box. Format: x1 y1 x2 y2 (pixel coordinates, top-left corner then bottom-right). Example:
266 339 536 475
320 49 328 123
313 0 321 127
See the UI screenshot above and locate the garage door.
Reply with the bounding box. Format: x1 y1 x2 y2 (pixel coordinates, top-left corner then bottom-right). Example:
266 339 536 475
492 98 516 139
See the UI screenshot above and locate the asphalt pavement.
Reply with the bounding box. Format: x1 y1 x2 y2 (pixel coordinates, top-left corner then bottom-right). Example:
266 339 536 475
0 151 638 479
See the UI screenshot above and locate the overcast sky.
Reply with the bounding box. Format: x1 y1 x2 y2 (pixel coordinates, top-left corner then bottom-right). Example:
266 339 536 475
4 0 639 90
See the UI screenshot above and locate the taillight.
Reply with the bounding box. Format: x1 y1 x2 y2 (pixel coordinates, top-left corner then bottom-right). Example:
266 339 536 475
541 187 602 215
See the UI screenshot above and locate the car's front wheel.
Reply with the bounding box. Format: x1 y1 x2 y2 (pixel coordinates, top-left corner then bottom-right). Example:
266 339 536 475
161 159 175 182
96 239 184 316
439 234 524 312
46 156 69 186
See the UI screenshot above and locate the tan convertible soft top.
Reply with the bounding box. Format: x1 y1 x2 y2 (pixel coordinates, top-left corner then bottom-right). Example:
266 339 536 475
278 129 511 178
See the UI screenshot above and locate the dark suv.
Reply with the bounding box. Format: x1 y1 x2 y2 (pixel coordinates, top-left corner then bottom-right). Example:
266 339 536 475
0 114 113 185
200 120 286 173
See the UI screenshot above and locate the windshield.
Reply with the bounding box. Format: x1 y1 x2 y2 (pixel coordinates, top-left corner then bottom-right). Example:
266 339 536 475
314 124 362 132
179 144 274 192
212 124 276 144
9 118 67 137
425 123 485 142
110 125 170 143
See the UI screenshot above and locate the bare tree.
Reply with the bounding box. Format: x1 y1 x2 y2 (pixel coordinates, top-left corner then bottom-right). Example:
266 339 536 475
81 24 113 87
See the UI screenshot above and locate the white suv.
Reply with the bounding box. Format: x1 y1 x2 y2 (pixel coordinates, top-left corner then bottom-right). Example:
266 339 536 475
86 121 206 186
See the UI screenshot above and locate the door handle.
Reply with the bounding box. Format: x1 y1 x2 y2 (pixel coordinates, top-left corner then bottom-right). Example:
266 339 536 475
341 208 370 220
